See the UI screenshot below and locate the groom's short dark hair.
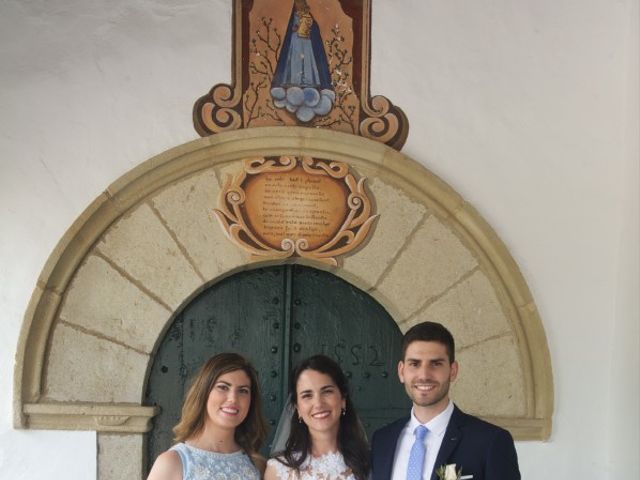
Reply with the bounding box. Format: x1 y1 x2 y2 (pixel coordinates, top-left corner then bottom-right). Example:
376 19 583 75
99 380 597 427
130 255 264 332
401 321 455 363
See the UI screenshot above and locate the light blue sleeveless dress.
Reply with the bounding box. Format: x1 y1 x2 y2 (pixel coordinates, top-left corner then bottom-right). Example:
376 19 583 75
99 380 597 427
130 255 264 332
171 443 260 480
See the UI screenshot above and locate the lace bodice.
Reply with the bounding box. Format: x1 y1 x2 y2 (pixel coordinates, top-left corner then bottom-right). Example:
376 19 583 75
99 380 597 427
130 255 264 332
170 443 260 480
267 451 356 480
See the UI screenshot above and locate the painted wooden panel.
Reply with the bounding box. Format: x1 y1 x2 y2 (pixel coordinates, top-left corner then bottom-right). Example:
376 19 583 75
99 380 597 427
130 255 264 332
193 0 409 149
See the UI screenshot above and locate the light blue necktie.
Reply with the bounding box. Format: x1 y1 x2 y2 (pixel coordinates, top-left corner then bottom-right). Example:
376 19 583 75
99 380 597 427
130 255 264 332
406 425 428 480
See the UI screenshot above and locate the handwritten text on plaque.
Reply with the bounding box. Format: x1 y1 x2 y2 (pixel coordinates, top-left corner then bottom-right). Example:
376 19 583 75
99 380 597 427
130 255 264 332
214 156 378 266
243 167 348 250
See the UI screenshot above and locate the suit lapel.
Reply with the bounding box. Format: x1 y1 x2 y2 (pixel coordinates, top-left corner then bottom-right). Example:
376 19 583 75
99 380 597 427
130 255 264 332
430 406 464 480
380 418 408 479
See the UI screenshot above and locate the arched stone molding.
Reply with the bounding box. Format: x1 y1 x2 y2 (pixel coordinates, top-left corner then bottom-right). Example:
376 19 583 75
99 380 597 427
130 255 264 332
14 127 553 479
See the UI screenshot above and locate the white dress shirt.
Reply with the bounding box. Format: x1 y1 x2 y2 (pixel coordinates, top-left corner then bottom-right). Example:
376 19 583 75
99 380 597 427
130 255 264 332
390 400 455 480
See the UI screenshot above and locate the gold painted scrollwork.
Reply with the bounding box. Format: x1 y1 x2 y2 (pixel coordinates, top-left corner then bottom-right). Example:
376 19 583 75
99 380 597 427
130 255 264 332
244 156 297 174
213 156 378 266
300 157 349 178
194 83 243 135
359 95 408 150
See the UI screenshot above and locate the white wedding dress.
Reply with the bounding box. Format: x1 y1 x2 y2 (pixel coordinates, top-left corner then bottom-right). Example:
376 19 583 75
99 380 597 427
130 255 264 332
267 451 356 480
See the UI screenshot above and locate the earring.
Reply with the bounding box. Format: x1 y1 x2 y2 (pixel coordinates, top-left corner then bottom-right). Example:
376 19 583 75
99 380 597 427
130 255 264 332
298 415 303 423
341 407 346 416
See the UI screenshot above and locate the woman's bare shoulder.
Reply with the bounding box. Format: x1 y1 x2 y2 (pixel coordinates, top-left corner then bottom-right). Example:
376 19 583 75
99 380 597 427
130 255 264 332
146 449 182 480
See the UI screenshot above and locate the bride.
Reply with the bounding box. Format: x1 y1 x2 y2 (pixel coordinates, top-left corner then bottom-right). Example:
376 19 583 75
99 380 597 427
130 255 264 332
264 355 370 480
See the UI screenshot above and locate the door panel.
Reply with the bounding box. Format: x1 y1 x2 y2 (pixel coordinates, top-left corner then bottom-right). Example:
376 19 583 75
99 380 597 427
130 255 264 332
145 265 406 473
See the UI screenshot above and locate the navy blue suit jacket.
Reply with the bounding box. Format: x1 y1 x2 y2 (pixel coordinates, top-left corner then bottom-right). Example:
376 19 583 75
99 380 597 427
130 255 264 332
371 405 520 480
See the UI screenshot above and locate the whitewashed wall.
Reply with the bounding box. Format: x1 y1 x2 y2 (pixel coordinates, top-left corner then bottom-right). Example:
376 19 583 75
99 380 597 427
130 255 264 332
0 1 637 479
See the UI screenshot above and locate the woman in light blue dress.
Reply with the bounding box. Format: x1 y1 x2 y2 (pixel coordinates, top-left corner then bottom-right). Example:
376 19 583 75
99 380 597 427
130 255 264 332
147 353 268 480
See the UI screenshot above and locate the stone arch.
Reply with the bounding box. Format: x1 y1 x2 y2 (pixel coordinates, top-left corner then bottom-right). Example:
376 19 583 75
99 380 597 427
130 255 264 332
14 127 553 480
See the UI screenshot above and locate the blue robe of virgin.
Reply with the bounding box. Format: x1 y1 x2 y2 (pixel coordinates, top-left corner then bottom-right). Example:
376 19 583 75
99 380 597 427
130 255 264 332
270 5 335 122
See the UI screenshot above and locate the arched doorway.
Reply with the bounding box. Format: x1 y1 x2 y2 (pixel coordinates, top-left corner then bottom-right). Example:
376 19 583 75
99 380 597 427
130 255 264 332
14 127 553 479
145 264 408 471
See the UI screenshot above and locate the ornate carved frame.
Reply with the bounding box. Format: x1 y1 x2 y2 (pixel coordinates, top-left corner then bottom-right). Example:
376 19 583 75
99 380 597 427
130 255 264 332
214 155 378 265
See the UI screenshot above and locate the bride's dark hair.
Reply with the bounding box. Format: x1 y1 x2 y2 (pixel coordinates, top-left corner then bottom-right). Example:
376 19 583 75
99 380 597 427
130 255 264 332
277 354 370 480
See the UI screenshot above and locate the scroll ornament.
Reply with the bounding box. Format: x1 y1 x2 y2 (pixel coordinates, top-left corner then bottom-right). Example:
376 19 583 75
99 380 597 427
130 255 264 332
213 156 378 266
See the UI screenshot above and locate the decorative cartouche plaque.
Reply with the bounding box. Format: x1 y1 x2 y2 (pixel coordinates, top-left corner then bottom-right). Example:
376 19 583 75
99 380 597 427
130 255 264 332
214 157 378 265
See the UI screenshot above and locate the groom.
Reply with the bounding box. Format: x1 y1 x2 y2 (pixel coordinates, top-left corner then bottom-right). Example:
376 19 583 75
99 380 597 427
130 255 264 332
371 321 520 480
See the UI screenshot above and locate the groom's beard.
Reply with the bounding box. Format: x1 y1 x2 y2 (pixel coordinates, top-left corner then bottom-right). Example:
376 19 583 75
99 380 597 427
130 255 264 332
405 378 451 408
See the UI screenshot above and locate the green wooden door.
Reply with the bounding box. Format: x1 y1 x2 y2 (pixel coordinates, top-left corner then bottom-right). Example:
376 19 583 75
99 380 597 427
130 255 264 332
145 265 408 472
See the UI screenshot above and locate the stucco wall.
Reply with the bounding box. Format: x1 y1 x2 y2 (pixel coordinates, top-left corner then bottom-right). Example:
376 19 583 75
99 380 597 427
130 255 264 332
1 1 637 479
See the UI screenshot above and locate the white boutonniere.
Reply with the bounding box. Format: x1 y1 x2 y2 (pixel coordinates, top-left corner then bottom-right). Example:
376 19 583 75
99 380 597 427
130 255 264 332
435 463 463 480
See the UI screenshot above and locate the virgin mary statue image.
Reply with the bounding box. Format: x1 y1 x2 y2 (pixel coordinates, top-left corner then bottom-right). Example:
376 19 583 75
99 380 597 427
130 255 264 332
270 0 336 122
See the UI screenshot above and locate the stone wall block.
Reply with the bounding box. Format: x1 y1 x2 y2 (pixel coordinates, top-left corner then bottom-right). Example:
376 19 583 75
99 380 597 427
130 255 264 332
452 335 526 417
150 169 246 280
216 160 245 187
342 178 427 285
98 203 202 309
98 433 144 480
408 270 511 347
59 254 170 353
377 215 478 319
46 323 148 403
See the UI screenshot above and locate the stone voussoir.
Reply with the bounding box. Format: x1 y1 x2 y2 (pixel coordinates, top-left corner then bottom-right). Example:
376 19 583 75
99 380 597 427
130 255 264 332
150 168 247 282
45 323 149 403
97 203 203 310
409 269 512 348
342 177 427 285
59 254 171 354
377 214 478 318
453 335 526 417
